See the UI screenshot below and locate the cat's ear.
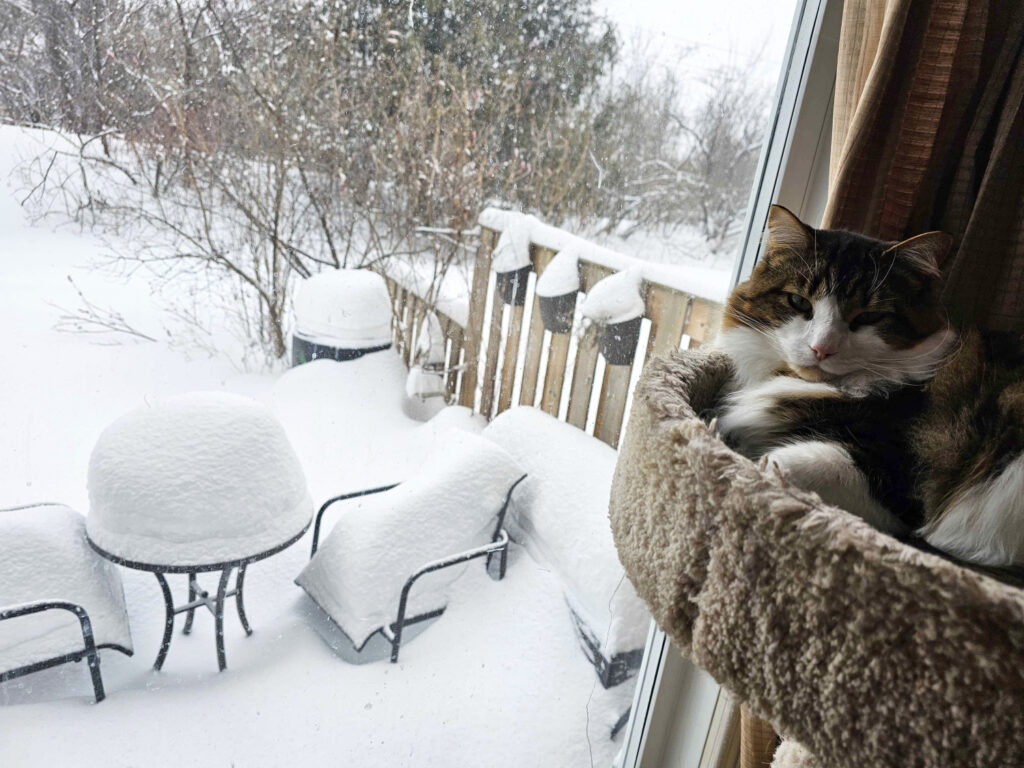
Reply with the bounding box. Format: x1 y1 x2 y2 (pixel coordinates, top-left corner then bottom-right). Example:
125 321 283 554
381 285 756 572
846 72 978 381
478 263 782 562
765 205 813 254
885 231 951 278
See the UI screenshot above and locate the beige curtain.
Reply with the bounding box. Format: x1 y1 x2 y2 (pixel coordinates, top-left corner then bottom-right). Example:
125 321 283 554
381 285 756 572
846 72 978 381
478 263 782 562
824 0 1024 333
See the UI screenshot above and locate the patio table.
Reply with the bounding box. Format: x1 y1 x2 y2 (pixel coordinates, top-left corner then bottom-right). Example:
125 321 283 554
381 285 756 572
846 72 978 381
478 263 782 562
85 392 313 671
88 528 308 671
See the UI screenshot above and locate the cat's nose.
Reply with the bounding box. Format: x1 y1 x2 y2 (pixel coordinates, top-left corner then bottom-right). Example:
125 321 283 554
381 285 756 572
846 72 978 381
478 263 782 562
810 344 835 361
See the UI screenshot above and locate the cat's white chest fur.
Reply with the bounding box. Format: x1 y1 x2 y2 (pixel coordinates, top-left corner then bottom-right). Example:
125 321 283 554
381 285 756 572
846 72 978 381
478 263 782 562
713 326 905 534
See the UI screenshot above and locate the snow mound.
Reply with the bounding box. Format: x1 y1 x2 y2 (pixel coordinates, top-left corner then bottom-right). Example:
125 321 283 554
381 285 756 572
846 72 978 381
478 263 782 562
490 226 532 273
0 504 132 673
296 429 525 649
535 248 581 298
483 407 649 658
419 404 487 435
293 269 392 346
87 392 312 568
581 266 645 325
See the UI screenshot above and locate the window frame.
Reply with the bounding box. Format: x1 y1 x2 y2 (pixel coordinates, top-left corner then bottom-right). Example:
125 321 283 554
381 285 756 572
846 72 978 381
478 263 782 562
618 0 843 764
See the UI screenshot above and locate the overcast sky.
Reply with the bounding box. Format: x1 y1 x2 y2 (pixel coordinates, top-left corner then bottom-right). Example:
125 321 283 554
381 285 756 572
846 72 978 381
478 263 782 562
594 0 799 85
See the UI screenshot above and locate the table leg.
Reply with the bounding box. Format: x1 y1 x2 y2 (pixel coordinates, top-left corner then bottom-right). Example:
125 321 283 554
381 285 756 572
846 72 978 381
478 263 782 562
214 566 232 671
235 565 253 636
183 571 198 635
154 572 175 671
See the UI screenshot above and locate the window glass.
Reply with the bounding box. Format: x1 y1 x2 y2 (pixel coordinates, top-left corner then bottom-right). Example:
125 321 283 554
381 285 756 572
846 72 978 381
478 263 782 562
0 1 796 765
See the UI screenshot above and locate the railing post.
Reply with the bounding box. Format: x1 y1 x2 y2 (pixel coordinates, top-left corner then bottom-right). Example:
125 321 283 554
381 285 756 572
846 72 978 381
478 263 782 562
518 245 556 407
460 228 497 410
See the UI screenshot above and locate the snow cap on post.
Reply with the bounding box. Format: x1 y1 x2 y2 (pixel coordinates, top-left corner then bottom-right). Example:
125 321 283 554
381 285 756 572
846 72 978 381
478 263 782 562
581 267 645 365
536 247 581 334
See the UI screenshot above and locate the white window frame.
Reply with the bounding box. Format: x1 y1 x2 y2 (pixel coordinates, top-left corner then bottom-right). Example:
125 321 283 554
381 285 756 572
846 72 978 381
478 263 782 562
618 0 843 765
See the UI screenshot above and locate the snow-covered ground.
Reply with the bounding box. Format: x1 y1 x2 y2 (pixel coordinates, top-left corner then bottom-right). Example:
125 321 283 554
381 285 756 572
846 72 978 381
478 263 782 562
0 127 631 767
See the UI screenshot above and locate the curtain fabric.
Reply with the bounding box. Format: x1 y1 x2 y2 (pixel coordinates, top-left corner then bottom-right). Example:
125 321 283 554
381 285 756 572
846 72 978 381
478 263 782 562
824 0 1024 332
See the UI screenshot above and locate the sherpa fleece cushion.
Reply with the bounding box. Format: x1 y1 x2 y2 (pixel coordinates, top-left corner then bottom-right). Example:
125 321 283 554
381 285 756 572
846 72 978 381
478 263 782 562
608 349 1024 768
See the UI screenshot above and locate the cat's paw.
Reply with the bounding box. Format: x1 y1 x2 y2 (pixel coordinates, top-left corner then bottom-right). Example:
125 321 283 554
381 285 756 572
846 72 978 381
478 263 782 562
716 377 839 457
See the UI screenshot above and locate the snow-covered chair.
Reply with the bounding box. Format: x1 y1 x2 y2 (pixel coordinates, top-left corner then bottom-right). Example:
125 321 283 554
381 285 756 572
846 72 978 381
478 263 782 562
0 504 133 703
296 430 526 662
483 407 650 689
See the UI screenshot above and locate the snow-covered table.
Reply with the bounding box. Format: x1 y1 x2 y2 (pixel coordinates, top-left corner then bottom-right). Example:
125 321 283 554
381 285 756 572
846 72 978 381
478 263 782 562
86 393 313 671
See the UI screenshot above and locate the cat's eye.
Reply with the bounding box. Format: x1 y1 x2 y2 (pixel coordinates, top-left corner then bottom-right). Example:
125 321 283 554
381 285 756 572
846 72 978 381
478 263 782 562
787 293 812 313
850 311 889 330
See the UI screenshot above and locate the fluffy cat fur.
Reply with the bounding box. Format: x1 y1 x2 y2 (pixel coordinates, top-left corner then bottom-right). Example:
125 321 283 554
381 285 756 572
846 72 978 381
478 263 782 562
714 205 1024 566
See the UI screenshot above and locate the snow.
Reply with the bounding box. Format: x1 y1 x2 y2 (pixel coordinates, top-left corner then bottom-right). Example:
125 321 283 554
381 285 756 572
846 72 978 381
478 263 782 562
381 258 470 328
296 430 525 648
86 393 312 568
489 224 532 274
536 247 582 298
0 126 631 767
483 407 650 659
0 504 133 673
293 269 392 347
405 365 446 402
413 309 446 365
480 207 733 301
581 266 646 325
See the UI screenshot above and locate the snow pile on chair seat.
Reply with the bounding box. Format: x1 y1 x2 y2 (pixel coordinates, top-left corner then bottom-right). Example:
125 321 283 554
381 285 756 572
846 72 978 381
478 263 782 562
293 269 392 346
296 430 524 649
483 407 649 659
0 504 132 673
87 392 312 568
270 355 485 501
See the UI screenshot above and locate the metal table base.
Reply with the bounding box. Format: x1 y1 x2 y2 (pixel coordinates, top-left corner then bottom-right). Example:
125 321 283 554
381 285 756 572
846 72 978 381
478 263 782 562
153 566 251 671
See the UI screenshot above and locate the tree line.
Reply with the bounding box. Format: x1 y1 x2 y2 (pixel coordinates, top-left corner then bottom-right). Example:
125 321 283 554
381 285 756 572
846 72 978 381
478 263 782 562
0 0 769 361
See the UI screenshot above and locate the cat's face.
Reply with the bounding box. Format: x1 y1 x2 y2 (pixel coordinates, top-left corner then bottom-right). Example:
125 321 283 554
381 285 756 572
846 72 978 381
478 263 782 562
721 206 954 388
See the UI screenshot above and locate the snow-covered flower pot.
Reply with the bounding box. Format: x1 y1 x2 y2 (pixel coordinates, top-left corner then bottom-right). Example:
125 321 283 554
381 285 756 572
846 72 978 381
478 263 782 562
495 265 531 306
86 392 313 569
599 317 642 365
535 248 581 333
538 292 578 333
580 267 645 365
292 269 393 366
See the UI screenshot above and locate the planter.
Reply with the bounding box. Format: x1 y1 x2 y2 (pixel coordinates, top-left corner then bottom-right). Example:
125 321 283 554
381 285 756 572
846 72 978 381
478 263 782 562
538 291 578 334
291 335 391 367
599 317 642 365
495 266 531 306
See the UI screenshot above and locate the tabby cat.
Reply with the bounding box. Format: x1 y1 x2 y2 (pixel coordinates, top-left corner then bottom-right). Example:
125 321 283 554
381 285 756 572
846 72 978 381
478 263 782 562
714 205 1024 567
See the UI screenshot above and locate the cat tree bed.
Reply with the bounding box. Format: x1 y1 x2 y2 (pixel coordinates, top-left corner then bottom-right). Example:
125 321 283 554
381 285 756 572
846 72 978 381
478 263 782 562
609 350 1024 768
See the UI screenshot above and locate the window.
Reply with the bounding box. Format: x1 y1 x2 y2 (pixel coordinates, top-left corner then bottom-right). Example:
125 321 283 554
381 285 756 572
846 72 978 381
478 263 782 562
0 1 823 765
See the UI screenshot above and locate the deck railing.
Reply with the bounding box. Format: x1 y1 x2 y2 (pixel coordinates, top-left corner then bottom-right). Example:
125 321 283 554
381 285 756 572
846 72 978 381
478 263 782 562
381 210 722 449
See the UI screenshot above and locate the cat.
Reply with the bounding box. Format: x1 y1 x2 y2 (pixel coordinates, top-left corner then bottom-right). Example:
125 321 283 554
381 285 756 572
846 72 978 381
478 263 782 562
713 205 1024 568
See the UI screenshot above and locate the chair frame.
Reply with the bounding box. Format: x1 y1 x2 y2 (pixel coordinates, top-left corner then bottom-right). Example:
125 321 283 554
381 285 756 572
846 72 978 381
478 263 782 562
0 600 133 703
308 474 527 662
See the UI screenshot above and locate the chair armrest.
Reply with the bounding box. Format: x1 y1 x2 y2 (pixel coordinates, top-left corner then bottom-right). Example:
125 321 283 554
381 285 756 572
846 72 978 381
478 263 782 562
310 484 400 558
389 529 511 661
0 600 99 659
400 529 511 597
492 474 527 542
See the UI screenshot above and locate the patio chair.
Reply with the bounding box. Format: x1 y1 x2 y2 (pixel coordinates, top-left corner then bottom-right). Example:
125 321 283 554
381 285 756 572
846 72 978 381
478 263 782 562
0 504 133 703
483 407 649 690
296 429 526 662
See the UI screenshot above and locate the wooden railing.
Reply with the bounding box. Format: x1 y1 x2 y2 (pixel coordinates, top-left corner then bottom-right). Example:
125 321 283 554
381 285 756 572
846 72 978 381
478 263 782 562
382 213 721 449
